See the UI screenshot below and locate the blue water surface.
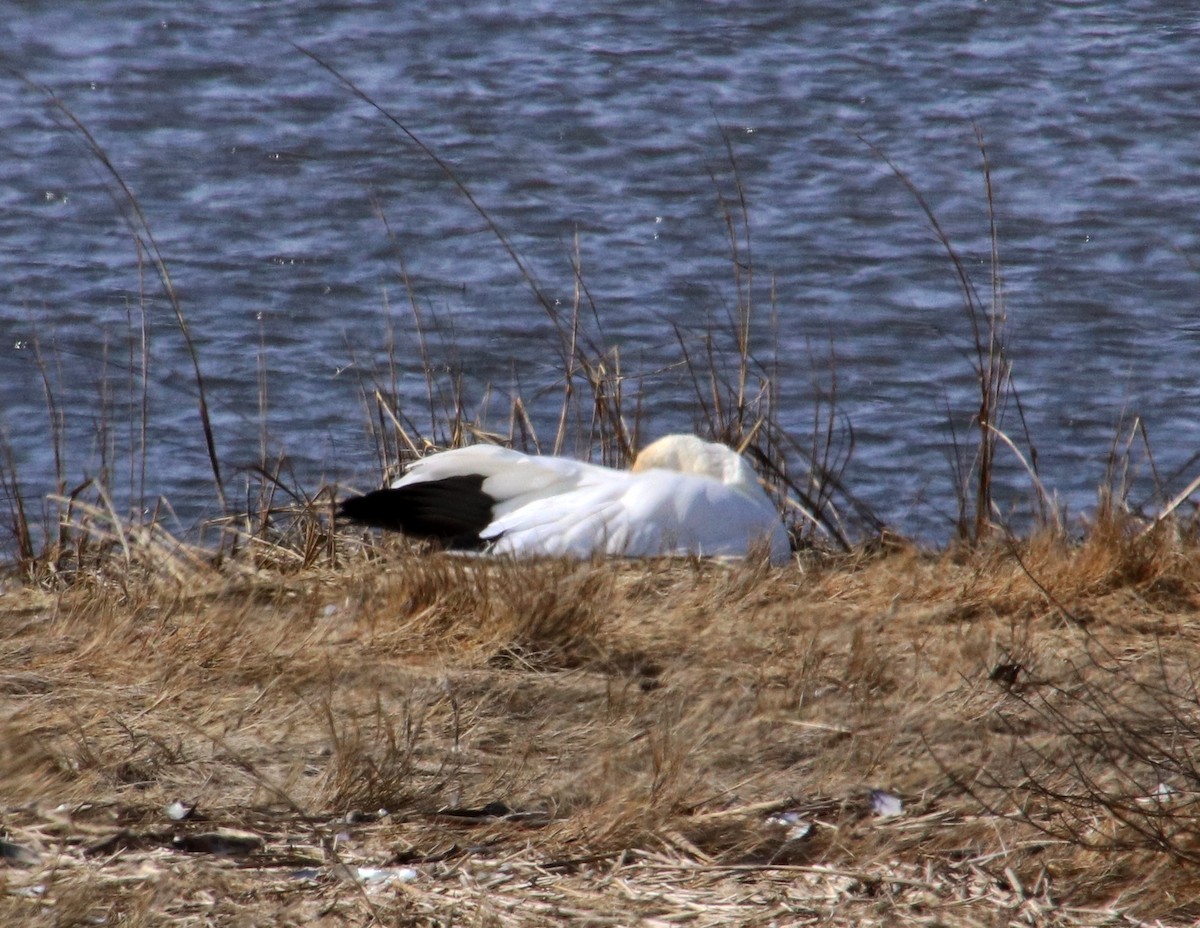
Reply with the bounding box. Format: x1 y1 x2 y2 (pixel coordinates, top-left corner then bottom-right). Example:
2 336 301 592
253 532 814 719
2 1 1199 543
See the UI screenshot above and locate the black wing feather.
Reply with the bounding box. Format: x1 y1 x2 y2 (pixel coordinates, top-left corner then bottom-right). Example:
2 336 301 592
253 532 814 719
338 474 494 549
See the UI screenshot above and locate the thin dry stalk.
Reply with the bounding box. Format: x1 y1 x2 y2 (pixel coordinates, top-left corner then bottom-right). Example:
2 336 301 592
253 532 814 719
20 72 227 512
864 127 1049 544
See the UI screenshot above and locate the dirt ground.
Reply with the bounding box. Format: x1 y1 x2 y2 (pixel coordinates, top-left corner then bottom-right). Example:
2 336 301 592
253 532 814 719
2 529 1198 926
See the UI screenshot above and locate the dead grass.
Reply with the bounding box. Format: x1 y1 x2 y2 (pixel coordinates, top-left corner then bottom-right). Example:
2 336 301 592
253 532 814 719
2 522 1199 926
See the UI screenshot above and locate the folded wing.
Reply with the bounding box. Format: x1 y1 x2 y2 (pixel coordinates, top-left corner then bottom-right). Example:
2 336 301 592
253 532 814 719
338 445 622 549
484 469 789 563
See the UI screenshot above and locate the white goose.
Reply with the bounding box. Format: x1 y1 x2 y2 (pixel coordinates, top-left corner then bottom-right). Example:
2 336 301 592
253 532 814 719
339 434 791 564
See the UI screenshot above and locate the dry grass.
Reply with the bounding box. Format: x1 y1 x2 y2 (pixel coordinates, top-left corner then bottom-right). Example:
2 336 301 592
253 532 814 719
2 519 1199 926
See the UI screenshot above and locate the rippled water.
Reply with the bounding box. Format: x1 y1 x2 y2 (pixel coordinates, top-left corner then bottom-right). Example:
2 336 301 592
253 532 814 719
2 1 1199 542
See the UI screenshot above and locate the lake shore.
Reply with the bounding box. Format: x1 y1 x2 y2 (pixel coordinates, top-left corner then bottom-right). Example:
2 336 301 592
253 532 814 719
2 524 1197 925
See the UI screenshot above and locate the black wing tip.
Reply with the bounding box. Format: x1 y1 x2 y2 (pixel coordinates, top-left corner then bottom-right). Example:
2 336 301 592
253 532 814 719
336 491 372 524
336 490 395 530
336 475 495 549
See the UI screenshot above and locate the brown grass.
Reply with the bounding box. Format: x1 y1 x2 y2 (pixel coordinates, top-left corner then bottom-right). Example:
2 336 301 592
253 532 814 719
2 519 1199 926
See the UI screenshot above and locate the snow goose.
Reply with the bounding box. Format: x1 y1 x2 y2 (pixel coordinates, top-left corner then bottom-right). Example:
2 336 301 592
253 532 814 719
338 434 791 564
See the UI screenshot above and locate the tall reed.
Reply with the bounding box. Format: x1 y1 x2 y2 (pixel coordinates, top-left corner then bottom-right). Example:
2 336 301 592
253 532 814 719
865 126 1047 544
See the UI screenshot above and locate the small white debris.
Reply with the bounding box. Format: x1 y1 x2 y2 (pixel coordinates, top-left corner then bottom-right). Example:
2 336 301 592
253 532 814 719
165 799 195 821
869 789 903 818
1138 782 1178 804
765 811 813 842
356 866 418 887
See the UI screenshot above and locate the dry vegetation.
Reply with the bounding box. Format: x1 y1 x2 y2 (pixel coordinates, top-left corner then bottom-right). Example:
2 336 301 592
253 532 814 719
2 515 1199 926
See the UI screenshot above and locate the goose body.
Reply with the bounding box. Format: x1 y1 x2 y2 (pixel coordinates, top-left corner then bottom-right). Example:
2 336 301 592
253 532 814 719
338 434 790 564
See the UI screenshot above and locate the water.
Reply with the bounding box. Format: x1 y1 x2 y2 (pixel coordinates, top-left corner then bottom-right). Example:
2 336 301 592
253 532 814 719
2 1 1199 544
